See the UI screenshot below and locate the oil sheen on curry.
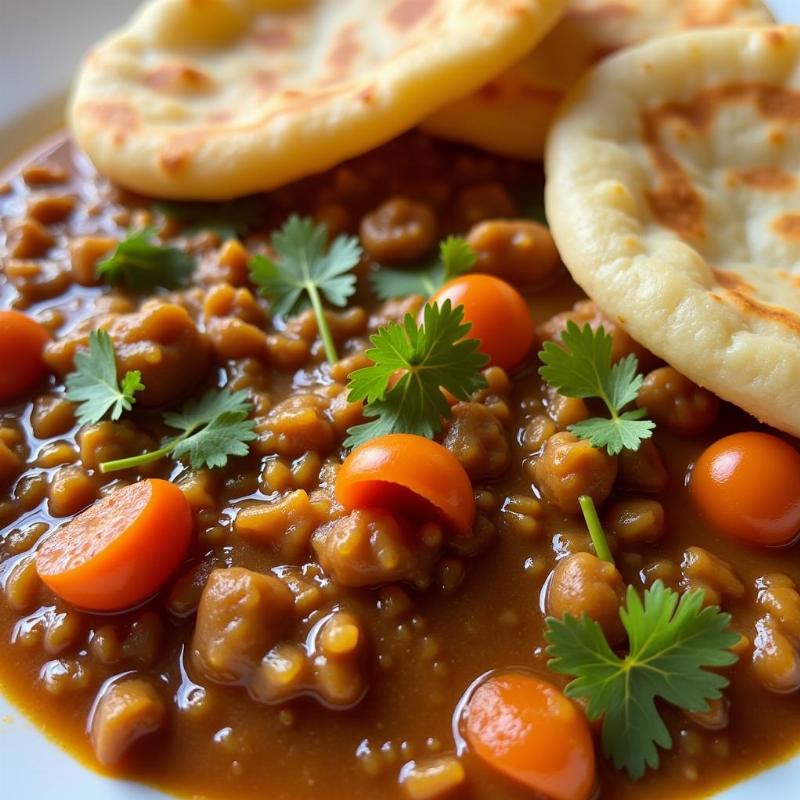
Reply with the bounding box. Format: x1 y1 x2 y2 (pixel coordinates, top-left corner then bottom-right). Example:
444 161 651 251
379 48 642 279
2 131 800 800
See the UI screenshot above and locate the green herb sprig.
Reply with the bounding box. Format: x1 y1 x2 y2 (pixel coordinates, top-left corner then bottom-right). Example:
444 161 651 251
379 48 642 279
370 236 476 301
65 330 144 426
546 581 739 780
97 227 194 290
345 300 489 448
578 494 614 564
99 388 256 473
249 216 362 364
538 321 655 455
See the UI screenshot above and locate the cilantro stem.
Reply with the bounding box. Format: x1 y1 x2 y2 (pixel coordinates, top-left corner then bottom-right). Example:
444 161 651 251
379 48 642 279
306 280 338 364
99 437 181 473
579 494 614 564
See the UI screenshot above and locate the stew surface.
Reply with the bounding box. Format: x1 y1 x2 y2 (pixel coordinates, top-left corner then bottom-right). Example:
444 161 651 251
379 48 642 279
1 132 800 800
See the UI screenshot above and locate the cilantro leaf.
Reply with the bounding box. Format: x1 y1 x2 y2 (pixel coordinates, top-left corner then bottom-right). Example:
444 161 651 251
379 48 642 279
100 388 256 473
371 236 476 300
546 580 740 780
538 321 655 455
162 387 254 432
345 300 489 448
170 411 256 470
97 227 194 290
249 215 361 363
65 330 145 426
155 196 263 239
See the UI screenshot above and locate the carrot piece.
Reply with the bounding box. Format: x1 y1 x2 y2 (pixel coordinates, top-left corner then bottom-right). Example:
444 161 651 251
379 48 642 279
36 478 192 611
464 672 596 800
336 433 474 536
0 310 51 401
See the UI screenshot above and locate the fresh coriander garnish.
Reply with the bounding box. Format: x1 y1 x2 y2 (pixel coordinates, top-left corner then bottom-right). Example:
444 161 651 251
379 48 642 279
538 321 655 455
97 227 195 290
65 330 144 426
578 494 614 564
100 388 256 473
249 215 362 364
155 196 263 240
370 236 476 300
546 580 739 780
344 300 489 448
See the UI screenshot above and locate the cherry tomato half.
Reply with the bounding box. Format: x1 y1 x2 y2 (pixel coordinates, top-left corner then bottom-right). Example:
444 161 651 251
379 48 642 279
427 274 534 371
0 310 51 402
691 432 800 546
464 672 596 800
336 433 474 535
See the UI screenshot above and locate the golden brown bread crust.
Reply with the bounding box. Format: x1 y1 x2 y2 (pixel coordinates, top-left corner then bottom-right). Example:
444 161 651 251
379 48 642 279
422 0 774 159
68 0 567 199
546 25 800 436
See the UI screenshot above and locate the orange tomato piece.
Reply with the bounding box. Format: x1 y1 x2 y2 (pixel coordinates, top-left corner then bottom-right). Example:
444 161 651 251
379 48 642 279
691 432 800 547
336 433 474 536
0 310 51 401
465 672 596 800
36 479 192 611
427 274 534 371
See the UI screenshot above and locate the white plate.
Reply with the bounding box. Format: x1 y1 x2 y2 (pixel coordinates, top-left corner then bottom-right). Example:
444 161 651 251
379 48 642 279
1 2 799 798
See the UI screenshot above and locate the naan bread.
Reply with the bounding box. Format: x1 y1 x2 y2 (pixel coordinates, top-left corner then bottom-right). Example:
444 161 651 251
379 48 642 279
68 0 566 200
545 25 800 436
422 0 773 160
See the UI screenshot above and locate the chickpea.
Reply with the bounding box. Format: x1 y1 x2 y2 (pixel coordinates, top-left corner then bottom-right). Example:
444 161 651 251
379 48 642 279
637 367 719 435
90 679 165 766
538 300 656 368
454 183 516 228
545 388 589 430
360 197 437 263
441 402 509 481
617 440 669 494
547 552 626 643
311 509 439 589
521 414 556 453
466 219 560 287
6 218 54 259
680 547 744 608
751 574 800 693
69 236 116 286
606 499 665 545
533 431 617 515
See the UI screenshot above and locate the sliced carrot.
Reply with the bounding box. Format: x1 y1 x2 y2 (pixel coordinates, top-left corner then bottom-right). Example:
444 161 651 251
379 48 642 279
465 672 596 800
336 433 474 535
36 479 192 611
0 310 51 401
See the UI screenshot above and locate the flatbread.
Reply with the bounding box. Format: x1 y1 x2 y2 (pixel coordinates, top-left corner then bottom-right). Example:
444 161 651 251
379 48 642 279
68 0 567 200
422 0 774 160
545 25 800 437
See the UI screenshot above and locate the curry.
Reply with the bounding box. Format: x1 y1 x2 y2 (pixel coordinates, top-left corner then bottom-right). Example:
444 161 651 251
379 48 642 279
1 131 800 800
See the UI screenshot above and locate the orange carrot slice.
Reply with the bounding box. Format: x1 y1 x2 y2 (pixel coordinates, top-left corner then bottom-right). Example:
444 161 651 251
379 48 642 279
0 310 51 401
465 672 596 800
36 479 191 611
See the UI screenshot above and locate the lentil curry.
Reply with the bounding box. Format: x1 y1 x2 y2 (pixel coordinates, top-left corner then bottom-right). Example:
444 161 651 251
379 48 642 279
2 131 800 800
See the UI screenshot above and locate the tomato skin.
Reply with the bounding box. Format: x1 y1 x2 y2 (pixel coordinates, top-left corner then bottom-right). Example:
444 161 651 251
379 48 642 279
464 672 596 800
691 432 800 547
427 274 534 371
336 433 474 535
0 310 51 401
